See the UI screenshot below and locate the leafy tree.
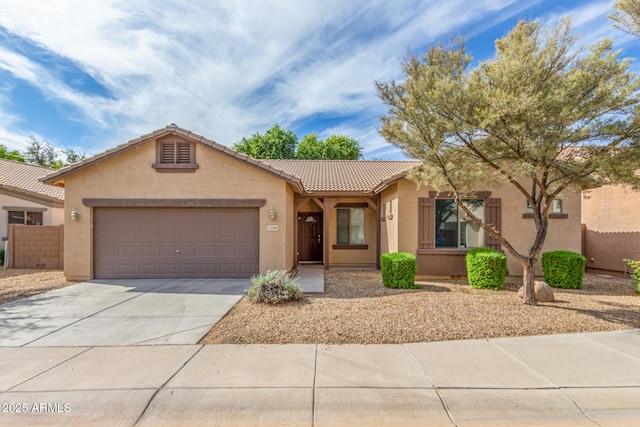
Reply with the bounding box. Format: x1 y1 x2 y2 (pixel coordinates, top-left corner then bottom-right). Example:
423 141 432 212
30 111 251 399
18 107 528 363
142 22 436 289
232 124 297 159
22 136 85 169
611 0 640 36
322 135 362 160
296 133 362 160
0 144 25 162
376 20 640 305
296 133 324 159
234 124 363 160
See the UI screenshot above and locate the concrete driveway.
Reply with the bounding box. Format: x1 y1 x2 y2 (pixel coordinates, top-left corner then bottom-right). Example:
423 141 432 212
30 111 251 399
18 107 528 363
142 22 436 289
0 279 247 347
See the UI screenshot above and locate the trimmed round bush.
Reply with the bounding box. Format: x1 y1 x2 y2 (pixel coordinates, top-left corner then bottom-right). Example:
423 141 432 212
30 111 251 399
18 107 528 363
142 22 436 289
542 250 586 289
381 252 419 289
465 248 507 290
245 270 303 304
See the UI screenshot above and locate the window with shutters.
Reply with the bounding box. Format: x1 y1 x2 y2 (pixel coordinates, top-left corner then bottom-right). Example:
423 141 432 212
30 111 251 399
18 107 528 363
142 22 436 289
153 140 197 171
435 199 484 248
418 196 501 251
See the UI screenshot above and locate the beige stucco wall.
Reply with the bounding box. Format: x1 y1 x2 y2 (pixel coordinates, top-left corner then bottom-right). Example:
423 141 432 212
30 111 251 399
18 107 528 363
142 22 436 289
395 179 582 276
327 197 378 267
297 199 322 213
0 192 64 240
380 184 398 254
582 184 640 272
61 137 293 280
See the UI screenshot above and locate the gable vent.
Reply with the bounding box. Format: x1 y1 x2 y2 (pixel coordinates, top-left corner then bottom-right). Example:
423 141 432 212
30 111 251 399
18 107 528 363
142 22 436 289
177 142 191 163
161 142 176 163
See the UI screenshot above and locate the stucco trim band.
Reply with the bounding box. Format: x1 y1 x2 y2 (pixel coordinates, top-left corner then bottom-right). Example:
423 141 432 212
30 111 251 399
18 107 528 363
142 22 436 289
82 198 267 208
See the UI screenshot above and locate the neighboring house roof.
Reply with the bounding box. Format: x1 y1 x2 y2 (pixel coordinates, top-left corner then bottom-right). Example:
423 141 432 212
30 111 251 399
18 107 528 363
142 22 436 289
0 158 65 202
261 160 421 193
40 125 421 195
41 125 305 192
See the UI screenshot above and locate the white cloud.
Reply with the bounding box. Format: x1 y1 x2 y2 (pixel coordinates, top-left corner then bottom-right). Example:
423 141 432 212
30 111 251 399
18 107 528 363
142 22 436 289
541 0 623 48
0 0 577 158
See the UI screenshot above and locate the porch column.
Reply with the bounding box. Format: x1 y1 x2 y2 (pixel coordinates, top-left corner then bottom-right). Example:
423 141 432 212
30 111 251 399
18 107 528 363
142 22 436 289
323 198 338 269
376 195 381 269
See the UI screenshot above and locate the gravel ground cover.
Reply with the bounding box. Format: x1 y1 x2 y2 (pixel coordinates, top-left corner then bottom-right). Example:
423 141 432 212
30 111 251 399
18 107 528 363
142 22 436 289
0 269 72 305
201 270 639 344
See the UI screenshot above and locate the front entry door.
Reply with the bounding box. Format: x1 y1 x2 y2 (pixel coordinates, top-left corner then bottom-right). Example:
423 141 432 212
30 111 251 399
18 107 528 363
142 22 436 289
299 213 323 262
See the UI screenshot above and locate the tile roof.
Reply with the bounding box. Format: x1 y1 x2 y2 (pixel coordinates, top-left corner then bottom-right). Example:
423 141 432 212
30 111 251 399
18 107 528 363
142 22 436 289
0 158 65 201
40 125 420 195
260 160 421 193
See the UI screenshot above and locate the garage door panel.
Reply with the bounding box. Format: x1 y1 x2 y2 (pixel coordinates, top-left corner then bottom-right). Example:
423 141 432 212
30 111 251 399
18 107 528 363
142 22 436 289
117 227 136 239
138 227 159 239
179 264 198 275
138 246 158 257
220 264 239 275
94 208 259 279
99 245 117 257
118 246 136 257
159 264 178 275
158 228 177 238
200 264 218 274
219 246 237 256
139 264 158 275
239 227 258 238
180 246 198 256
156 246 176 256
179 227 198 239
240 246 257 256
201 246 218 256
118 264 137 275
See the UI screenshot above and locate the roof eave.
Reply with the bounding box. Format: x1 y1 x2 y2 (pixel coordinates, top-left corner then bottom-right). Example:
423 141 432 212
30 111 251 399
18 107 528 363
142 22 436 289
301 191 377 197
40 125 306 190
1 184 65 204
373 172 410 194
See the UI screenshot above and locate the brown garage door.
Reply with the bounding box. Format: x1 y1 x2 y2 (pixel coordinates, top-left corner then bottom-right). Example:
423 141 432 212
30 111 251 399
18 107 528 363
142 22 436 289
94 208 259 278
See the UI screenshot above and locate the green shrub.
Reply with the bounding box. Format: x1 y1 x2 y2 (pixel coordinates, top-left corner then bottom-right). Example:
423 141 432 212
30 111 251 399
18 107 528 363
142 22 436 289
381 252 419 289
623 259 640 294
245 270 303 304
0 249 4 265
542 251 586 289
465 248 507 290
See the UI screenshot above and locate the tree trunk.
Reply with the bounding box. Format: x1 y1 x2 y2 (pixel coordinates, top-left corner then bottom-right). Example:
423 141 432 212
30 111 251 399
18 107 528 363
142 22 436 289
522 261 537 306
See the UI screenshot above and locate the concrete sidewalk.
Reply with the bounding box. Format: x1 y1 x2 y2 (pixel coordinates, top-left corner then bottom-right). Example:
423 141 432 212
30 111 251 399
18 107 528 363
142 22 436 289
0 330 638 426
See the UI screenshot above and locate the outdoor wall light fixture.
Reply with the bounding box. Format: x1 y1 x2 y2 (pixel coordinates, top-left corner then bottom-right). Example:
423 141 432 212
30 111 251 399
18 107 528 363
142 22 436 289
70 208 80 222
269 207 277 220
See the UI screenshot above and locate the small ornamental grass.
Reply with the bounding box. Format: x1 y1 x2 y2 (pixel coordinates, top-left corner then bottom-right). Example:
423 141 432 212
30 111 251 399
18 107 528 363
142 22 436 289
245 270 303 304
465 247 507 290
623 259 640 294
542 250 586 289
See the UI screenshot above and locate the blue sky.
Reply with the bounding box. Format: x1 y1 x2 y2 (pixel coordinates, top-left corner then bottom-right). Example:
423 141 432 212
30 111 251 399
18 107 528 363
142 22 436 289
0 0 636 160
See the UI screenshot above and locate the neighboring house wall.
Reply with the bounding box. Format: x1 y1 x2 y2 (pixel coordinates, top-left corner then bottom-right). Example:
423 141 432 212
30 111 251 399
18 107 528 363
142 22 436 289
0 191 64 240
395 179 582 276
7 224 64 269
581 184 640 272
61 137 294 281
